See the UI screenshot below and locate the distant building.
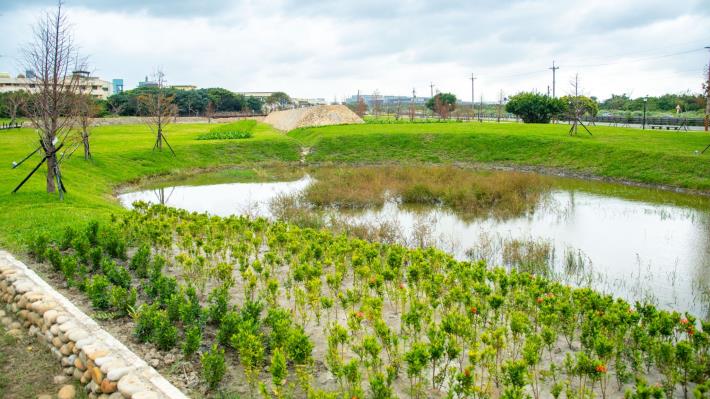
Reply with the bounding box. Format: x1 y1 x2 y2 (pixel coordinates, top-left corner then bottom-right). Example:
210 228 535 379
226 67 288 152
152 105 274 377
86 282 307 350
0 70 110 99
345 94 429 107
171 85 197 91
112 79 124 95
138 76 158 88
242 91 276 100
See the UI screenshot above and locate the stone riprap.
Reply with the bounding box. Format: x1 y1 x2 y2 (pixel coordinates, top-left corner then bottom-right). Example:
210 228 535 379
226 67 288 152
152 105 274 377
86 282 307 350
0 250 188 399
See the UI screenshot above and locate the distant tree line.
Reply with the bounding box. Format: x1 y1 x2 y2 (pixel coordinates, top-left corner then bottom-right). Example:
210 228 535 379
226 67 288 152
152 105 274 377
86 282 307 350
106 87 265 117
599 93 706 113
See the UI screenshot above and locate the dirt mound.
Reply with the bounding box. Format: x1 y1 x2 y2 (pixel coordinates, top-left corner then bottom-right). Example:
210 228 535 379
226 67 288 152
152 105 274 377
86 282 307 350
263 105 364 131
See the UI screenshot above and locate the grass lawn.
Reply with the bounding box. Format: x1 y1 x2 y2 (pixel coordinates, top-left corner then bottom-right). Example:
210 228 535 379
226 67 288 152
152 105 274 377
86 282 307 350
0 122 300 249
2 119 709 251
289 121 710 189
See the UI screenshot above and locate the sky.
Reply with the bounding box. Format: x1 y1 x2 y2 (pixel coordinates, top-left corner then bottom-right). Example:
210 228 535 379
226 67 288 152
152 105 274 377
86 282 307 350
1 0 709 102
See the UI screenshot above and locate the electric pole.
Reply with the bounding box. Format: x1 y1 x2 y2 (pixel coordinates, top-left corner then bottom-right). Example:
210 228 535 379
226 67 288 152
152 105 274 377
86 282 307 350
549 60 559 98
430 82 434 98
470 73 477 121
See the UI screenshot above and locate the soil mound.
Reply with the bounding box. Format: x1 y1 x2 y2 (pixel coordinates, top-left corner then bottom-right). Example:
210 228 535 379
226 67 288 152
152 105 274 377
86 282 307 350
263 105 364 131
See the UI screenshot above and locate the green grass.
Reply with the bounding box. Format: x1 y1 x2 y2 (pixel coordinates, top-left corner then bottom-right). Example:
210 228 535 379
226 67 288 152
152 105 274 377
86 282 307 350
289 122 710 189
0 122 300 249
197 120 256 140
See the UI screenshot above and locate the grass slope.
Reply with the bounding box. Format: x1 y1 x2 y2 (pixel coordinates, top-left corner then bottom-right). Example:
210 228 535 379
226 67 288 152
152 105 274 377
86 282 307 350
0 122 300 249
289 122 710 190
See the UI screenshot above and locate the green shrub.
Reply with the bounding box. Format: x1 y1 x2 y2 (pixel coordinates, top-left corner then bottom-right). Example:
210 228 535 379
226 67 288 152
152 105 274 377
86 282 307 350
86 221 100 246
201 344 226 390
86 275 111 310
46 247 63 271
179 284 202 327
89 247 103 271
28 232 50 262
286 327 313 365
130 244 151 278
197 120 256 140
216 311 241 346
153 310 178 350
183 325 202 358
60 226 76 250
71 233 91 265
101 228 127 260
60 255 78 283
101 259 132 289
207 283 230 325
133 304 160 342
110 286 137 315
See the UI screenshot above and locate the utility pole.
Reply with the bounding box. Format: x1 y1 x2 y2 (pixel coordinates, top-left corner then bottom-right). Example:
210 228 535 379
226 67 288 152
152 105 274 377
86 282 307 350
549 60 559 98
497 90 503 123
470 73 477 121
430 82 434 98
479 95 484 123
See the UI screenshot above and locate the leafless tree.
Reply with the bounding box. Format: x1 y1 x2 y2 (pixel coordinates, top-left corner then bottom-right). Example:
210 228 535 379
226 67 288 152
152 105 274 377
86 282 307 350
74 90 97 160
3 90 29 125
372 90 382 118
205 100 216 123
107 100 125 116
355 91 367 118
22 1 84 196
137 69 177 154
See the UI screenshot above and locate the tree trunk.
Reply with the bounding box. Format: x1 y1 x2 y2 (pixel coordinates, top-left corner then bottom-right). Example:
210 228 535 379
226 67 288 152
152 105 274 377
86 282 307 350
156 125 163 151
46 150 57 193
82 131 91 160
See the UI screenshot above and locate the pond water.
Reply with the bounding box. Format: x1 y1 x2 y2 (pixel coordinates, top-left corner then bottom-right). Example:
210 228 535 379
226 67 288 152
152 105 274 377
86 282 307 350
119 171 710 319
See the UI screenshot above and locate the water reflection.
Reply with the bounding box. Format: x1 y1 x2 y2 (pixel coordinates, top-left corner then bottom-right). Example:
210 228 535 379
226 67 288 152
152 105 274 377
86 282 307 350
119 175 710 318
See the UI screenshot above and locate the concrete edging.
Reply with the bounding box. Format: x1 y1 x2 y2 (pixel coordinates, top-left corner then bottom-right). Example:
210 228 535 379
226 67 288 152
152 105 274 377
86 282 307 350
0 250 188 399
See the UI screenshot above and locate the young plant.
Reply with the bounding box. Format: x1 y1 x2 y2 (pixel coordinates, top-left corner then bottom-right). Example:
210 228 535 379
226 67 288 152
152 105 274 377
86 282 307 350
201 344 226 391
182 325 202 358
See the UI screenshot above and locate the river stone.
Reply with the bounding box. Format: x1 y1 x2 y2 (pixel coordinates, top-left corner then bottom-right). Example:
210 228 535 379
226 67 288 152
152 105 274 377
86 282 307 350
60 343 73 356
100 379 118 394
50 324 60 335
106 366 133 381
8 328 22 338
100 359 126 374
117 374 148 397
132 391 160 399
59 322 77 333
0 316 11 327
37 394 53 399
94 355 115 367
63 366 75 376
43 309 59 325
107 392 123 399
75 357 86 370
75 336 95 350
56 315 70 324
68 329 89 342
81 369 92 384
73 368 83 380
91 365 104 384
57 384 76 399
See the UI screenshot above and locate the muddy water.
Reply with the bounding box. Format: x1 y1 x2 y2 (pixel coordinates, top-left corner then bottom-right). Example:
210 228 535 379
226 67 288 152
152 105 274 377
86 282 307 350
119 172 710 318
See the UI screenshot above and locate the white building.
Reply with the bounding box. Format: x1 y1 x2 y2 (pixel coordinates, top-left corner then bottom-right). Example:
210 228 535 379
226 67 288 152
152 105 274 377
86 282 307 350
0 71 111 100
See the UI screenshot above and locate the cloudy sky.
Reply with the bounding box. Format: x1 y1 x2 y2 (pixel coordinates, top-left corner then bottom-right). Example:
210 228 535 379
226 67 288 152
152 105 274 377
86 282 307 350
1 0 708 102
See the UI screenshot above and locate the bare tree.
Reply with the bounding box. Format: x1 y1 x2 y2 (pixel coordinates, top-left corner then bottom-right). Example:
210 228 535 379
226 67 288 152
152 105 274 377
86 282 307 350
21 1 84 196
75 90 97 160
3 90 29 125
137 69 177 154
372 90 382 118
205 100 215 123
355 92 367 118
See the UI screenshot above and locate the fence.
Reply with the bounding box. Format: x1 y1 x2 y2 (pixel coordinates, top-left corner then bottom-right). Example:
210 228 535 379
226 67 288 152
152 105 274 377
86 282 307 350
0 121 22 130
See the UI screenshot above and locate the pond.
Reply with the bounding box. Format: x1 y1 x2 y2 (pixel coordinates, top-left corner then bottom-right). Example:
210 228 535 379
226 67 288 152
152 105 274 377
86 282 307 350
118 168 710 319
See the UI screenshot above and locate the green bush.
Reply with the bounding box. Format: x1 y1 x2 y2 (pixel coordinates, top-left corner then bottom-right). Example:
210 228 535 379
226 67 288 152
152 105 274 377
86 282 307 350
197 120 256 140
86 275 111 310
46 247 63 272
60 226 76 250
207 283 230 325
89 247 103 271
129 244 151 278
28 232 50 262
101 259 132 289
201 344 226 390
505 92 566 123
183 325 202 358
153 310 178 350
109 285 137 315
100 227 127 260
133 304 160 342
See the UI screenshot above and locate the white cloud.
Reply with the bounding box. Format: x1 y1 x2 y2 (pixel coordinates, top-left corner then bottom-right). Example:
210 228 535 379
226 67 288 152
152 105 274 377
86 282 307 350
0 0 708 101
